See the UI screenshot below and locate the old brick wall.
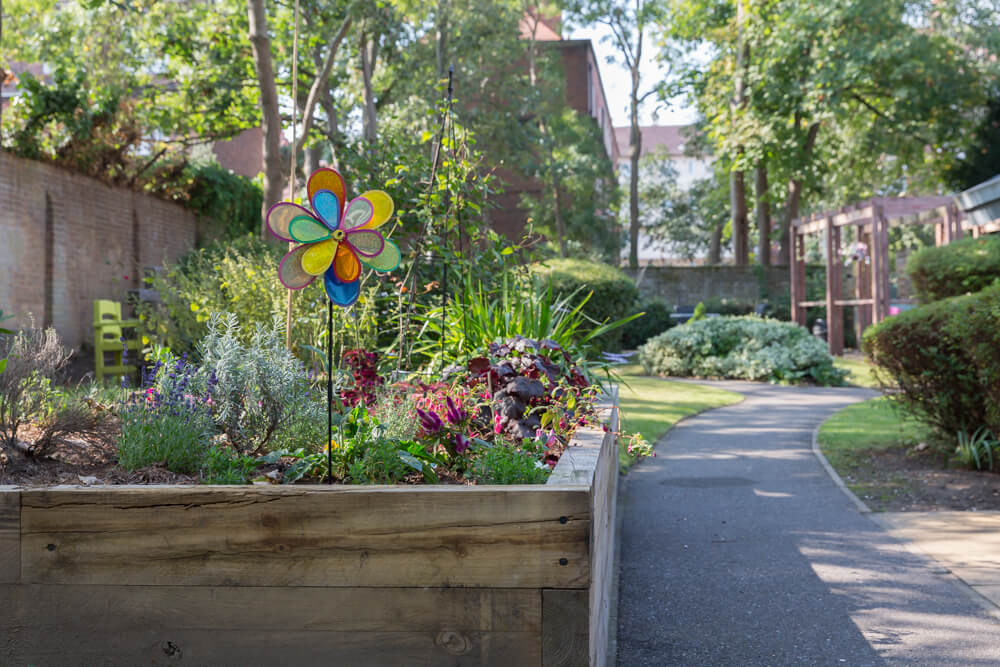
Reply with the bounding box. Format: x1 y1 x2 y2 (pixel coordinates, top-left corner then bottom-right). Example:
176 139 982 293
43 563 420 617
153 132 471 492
0 154 199 350
625 265 791 308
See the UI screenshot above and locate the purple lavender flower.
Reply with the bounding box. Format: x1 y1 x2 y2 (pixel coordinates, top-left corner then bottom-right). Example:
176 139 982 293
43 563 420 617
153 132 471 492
454 433 471 454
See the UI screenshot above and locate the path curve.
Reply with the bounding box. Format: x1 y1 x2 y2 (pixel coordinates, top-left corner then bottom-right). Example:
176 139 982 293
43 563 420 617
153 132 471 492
617 381 1000 666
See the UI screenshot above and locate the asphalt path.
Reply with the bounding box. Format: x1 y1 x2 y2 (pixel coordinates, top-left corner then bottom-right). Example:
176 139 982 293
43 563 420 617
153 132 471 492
617 381 1000 666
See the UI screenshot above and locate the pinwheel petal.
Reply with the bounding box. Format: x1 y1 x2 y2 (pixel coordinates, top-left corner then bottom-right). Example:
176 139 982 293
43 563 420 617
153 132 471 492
341 197 374 231
345 229 385 257
359 239 401 273
358 190 394 230
289 216 332 243
333 242 361 282
302 239 338 276
277 244 317 290
324 268 361 307
312 190 341 230
266 202 314 242
308 168 346 221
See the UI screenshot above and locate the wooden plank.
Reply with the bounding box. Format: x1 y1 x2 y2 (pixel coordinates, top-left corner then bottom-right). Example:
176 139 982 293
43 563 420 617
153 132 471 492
1 584 541 633
834 299 873 306
21 486 590 589
589 420 618 667
0 488 19 584
542 589 588 667
3 626 539 667
798 300 826 308
1 584 543 665
831 206 875 227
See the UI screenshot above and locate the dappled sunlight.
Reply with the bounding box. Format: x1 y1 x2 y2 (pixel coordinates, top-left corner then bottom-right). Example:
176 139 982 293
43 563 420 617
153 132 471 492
753 488 794 498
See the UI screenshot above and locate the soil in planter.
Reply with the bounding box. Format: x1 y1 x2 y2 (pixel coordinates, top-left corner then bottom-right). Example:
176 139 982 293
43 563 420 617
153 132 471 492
0 425 197 486
839 445 1000 512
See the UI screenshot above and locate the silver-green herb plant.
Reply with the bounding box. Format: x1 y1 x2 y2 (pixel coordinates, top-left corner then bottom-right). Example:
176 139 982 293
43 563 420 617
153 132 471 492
198 312 323 455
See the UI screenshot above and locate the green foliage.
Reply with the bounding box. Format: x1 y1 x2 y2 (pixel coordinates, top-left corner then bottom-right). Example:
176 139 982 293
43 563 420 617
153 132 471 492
690 302 707 322
197 313 322 455
201 446 260 485
863 283 1000 439
416 274 636 369
529 258 639 351
639 316 846 385
955 427 998 472
471 441 550 485
942 96 1000 192
182 165 263 239
136 236 378 366
906 234 1000 303
117 398 214 475
621 301 675 349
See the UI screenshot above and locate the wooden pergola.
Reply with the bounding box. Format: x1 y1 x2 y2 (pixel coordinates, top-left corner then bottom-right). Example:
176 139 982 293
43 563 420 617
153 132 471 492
790 196 969 355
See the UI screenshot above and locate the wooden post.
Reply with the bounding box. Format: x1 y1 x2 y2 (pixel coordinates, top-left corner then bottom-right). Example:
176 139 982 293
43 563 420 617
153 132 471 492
948 203 962 241
824 216 843 355
791 230 806 327
871 206 888 323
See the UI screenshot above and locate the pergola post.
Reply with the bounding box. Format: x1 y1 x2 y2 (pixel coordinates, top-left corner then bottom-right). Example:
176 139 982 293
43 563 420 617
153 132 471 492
871 206 890 323
791 229 806 326
824 215 843 355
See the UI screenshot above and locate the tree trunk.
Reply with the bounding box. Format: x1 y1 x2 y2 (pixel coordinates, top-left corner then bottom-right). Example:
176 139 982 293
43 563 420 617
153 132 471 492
709 221 723 265
628 63 642 269
730 1 750 265
435 0 450 79
247 0 284 238
731 165 749 265
553 177 567 258
778 122 820 264
360 29 378 144
319 89 341 169
755 160 771 266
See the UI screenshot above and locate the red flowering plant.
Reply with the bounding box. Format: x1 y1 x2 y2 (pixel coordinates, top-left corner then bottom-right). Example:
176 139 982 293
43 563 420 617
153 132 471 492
340 349 384 407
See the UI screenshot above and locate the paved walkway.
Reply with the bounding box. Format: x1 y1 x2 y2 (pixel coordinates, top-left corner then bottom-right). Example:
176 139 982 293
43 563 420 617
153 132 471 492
617 381 1000 666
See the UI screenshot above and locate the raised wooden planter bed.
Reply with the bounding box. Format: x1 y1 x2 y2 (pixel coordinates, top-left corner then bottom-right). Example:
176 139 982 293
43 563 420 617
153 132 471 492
0 392 618 666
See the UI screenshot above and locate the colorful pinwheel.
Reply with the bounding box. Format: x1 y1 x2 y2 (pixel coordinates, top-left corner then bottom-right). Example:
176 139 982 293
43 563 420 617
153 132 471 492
266 167 401 306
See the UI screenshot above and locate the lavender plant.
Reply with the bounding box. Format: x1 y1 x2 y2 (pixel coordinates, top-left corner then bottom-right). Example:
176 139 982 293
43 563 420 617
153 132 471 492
117 356 214 474
197 312 322 455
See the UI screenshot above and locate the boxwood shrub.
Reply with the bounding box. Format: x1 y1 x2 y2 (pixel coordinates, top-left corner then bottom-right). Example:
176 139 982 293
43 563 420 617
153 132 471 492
639 315 846 385
863 283 1000 438
621 300 674 349
638 316 846 385
906 234 1000 303
529 258 639 351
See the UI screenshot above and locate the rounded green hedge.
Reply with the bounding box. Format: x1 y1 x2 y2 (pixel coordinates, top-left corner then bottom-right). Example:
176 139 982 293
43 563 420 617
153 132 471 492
863 282 1000 438
906 234 1000 303
621 300 675 349
529 258 638 351
638 316 845 385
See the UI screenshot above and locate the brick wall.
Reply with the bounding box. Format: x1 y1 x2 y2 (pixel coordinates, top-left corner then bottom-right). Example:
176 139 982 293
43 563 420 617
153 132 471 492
0 154 199 350
624 265 791 308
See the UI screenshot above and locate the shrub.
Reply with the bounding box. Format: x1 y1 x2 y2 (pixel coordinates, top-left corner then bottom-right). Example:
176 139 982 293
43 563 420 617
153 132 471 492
906 234 1000 303
863 283 1000 439
621 301 674 349
639 316 846 385
0 325 72 450
198 313 322 455
529 258 639 351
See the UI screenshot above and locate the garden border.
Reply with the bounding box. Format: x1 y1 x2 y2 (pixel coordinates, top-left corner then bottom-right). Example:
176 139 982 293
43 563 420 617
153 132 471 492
0 391 619 666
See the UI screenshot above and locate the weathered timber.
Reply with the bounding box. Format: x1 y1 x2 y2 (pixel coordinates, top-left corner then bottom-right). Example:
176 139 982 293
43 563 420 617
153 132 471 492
589 409 619 667
21 486 590 588
0 584 541 666
0 487 18 583
542 589 589 667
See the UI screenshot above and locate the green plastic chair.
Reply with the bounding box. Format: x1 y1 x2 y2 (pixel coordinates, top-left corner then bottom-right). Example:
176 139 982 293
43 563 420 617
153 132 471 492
93 300 141 383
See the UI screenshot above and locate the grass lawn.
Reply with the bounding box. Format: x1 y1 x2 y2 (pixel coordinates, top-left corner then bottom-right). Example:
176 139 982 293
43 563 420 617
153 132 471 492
614 364 742 470
834 355 880 389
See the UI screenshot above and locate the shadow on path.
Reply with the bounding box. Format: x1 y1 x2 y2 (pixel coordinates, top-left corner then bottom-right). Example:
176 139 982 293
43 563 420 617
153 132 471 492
617 382 1000 666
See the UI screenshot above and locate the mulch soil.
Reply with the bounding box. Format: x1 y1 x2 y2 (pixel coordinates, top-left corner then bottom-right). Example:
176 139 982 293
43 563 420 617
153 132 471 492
840 445 1000 512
